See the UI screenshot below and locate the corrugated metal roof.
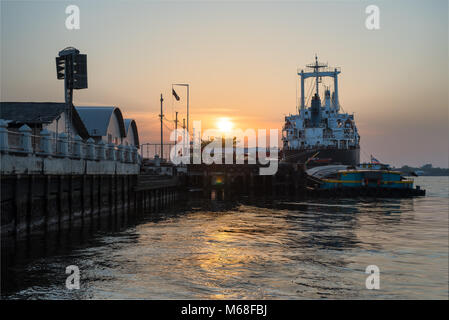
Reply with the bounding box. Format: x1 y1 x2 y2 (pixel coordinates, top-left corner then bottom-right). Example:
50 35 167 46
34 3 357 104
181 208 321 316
124 119 133 130
0 102 89 138
76 106 126 138
0 102 67 124
124 118 140 147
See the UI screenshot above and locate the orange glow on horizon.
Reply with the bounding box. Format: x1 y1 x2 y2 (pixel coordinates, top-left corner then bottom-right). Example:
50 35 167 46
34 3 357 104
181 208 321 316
216 117 234 134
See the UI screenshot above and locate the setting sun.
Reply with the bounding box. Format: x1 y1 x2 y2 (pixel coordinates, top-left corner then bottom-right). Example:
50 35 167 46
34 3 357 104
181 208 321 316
216 118 234 133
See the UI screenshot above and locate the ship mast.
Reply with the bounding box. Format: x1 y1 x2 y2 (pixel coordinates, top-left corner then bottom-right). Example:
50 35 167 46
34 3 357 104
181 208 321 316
315 55 319 96
306 54 327 98
298 56 340 113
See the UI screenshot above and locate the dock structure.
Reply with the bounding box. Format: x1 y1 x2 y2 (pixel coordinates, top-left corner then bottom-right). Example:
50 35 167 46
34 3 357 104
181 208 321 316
133 175 182 213
0 123 181 238
186 163 307 200
0 120 425 238
185 162 426 200
1 172 182 238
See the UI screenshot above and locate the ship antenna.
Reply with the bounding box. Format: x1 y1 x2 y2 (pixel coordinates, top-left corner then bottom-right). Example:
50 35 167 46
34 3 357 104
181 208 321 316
307 54 326 97
315 55 319 96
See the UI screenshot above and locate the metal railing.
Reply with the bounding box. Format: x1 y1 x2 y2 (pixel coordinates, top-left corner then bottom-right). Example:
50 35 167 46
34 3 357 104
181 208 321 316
0 121 140 164
140 143 175 161
298 66 341 74
283 145 359 151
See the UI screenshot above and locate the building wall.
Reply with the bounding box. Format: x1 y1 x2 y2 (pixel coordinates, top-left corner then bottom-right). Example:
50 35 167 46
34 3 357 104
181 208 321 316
103 113 123 145
125 126 136 146
44 112 79 138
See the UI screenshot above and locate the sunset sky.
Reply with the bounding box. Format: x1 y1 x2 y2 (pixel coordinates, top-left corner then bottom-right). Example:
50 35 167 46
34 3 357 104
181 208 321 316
1 0 448 167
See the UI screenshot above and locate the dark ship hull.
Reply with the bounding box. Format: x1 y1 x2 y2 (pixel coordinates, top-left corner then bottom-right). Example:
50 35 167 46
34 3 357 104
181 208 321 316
282 147 360 166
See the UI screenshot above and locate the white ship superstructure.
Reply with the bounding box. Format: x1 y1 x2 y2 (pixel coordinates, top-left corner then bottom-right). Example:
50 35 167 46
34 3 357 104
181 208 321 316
282 56 360 165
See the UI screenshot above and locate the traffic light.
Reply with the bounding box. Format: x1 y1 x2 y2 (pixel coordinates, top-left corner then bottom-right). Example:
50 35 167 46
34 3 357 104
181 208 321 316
73 54 87 89
56 56 65 79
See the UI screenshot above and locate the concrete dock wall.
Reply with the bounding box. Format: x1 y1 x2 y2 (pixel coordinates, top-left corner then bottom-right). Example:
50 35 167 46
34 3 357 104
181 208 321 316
1 174 180 238
0 154 140 175
0 122 185 237
186 163 307 200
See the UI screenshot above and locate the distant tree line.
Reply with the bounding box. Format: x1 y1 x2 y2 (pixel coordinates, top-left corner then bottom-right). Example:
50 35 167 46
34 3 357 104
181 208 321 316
393 164 449 176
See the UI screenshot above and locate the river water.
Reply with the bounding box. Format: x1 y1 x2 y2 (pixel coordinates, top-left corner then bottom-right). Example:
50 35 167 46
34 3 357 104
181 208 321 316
2 176 448 299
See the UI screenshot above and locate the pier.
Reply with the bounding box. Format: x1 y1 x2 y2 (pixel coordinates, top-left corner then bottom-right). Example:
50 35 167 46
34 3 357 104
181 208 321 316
0 121 425 239
0 123 181 238
186 163 307 200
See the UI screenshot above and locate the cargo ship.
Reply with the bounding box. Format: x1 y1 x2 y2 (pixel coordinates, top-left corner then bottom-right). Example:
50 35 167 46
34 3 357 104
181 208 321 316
282 56 360 166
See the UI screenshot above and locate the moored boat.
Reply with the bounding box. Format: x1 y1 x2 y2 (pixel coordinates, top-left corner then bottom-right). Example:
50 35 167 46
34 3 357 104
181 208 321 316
282 56 360 166
306 162 425 197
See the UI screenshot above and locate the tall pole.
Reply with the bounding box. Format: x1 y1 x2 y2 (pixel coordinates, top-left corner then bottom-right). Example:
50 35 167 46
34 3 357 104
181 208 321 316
173 83 190 135
175 111 178 148
333 69 339 110
160 94 164 159
182 118 186 158
315 55 319 96
64 56 73 140
187 85 189 134
300 70 305 113
57 47 84 141
61 53 76 142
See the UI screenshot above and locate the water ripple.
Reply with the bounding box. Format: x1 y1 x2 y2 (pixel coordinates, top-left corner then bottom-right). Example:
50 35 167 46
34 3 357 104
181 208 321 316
2 177 448 299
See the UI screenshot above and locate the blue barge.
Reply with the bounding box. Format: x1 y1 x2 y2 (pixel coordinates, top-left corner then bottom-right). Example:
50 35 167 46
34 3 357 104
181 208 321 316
306 163 425 197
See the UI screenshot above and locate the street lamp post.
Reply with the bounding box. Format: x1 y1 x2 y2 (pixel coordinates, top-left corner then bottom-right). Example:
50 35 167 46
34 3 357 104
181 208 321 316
160 94 164 159
172 83 189 133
